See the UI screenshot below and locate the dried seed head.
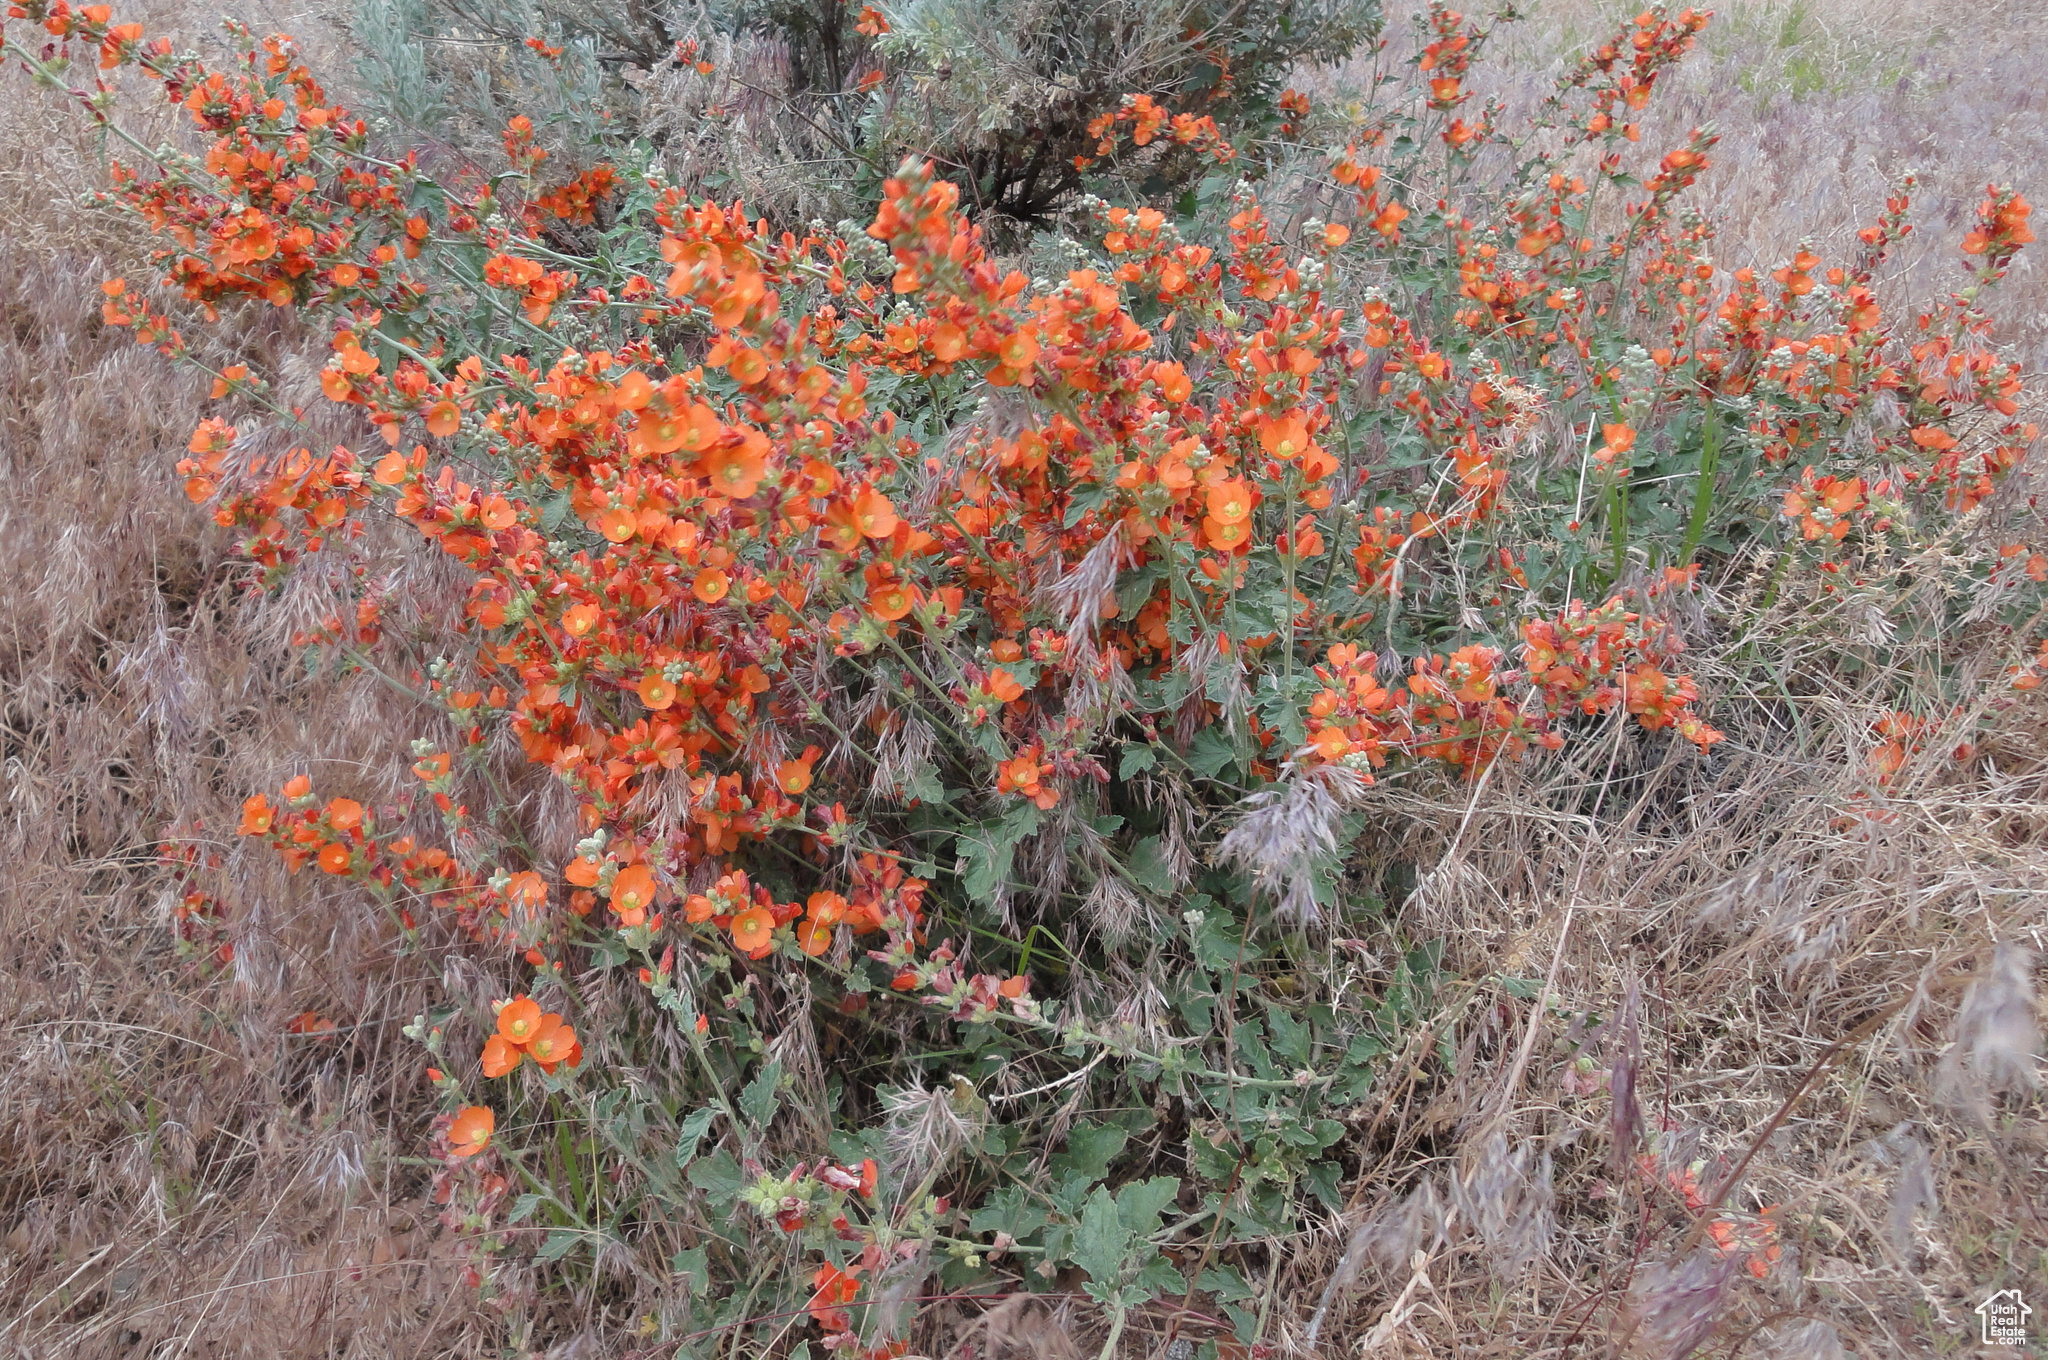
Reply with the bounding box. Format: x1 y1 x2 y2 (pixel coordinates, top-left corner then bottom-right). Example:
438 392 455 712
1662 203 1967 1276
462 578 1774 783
881 1077 986 1200
1453 1133 1556 1280
1215 767 1367 923
1627 1251 1741 1359
1939 942 2041 1101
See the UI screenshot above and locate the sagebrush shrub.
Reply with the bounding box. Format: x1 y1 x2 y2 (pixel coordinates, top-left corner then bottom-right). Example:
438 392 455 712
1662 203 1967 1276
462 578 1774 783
348 0 1381 226
7 0 2041 1353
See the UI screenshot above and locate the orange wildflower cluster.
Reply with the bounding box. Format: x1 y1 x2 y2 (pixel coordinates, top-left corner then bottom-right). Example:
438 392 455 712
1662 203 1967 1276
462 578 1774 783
1074 92 1235 171
481 995 583 1076
1544 5 1709 147
1638 1152 1783 1280
238 774 501 933
16 0 2043 1339
1522 596 1721 747
61 0 2026 992
1301 589 1721 776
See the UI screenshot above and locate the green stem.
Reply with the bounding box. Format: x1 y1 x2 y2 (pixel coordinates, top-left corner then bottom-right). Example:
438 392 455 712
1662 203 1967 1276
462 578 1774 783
1679 404 1720 565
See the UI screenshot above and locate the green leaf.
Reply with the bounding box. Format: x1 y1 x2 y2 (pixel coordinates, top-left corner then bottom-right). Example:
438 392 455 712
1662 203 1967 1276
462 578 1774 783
740 1060 782 1131
957 804 1041 902
1048 1121 1128 1181
1135 1254 1188 1294
1302 1159 1345 1214
536 1228 580 1262
1198 1263 1255 1302
674 1105 717 1165
903 758 945 805
1266 1006 1312 1065
1189 1129 1238 1182
686 1150 746 1205
1071 1186 1134 1289
670 1245 708 1290
958 834 1014 903
507 1192 544 1224
1063 483 1111 528
1126 835 1175 895
1194 910 1253 972
1115 1176 1181 1235
1118 744 1158 780
1186 726 1238 780
1115 560 1163 618
967 1184 1049 1240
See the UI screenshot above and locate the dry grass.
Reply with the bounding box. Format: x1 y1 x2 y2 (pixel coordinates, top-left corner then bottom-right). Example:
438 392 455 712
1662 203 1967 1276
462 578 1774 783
2 1 2043 1356
0 10 503 1355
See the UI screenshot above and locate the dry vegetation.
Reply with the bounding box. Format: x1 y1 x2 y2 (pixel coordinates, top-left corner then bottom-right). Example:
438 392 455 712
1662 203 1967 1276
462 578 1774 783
2 1 2043 1356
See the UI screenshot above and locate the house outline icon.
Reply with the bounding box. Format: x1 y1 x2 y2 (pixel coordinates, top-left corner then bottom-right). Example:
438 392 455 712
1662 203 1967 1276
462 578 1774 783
1977 1288 2030 1345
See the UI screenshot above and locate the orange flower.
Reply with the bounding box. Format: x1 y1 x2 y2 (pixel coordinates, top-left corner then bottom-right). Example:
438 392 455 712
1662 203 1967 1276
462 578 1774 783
504 870 547 909
614 369 653 409
482 1034 522 1077
448 1105 494 1157
1154 362 1192 403
730 906 775 956
425 400 460 437
998 755 1042 796
611 864 656 922
239 794 274 836
635 402 720 455
1258 413 1310 460
777 745 821 794
525 1016 579 1071
317 843 352 874
497 996 544 1046
852 487 899 539
692 569 731 603
1204 516 1252 550
562 601 600 635
809 1261 862 1330
479 495 517 530
1206 479 1255 524
639 672 678 709
795 917 834 956
996 329 1039 370
869 579 914 621
325 797 363 830
703 431 769 498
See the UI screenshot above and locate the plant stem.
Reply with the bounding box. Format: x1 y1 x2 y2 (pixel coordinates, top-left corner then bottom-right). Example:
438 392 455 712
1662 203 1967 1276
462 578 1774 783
1680 403 1720 564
